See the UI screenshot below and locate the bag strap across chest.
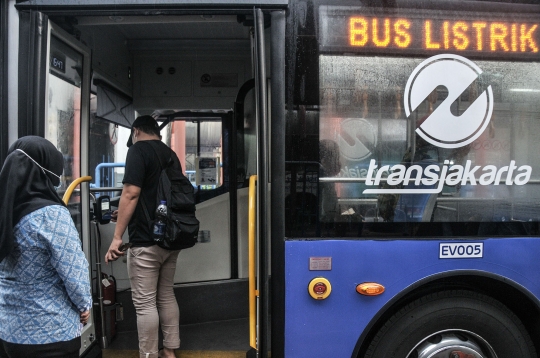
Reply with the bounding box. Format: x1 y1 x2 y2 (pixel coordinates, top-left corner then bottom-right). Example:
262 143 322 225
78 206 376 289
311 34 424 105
139 141 172 223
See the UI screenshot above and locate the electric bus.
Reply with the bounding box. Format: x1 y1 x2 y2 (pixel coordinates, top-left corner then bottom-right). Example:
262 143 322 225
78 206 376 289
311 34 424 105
1 0 540 357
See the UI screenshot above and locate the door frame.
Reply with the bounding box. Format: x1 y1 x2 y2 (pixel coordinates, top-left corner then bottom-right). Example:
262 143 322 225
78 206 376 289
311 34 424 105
15 4 287 357
269 10 286 358
0 0 8 163
46 20 94 356
251 9 285 358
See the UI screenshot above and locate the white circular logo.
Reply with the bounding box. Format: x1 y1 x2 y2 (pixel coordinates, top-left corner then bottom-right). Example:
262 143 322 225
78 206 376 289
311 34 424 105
404 54 493 149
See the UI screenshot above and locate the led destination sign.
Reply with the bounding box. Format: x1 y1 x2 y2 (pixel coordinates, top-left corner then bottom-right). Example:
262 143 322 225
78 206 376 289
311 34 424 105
350 18 538 52
320 7 539 58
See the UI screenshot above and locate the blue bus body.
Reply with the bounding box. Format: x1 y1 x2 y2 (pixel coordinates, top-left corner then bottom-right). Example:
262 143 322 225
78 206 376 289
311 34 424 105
285 238 540 357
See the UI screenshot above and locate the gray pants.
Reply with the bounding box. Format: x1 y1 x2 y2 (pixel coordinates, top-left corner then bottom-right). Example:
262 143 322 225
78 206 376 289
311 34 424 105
127 245 181 358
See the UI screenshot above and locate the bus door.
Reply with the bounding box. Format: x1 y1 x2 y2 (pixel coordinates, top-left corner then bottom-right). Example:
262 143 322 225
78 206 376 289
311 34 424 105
88 10 272 356
153 9 272 355
16 6 282 357
248 8 273 358
43 20 95 356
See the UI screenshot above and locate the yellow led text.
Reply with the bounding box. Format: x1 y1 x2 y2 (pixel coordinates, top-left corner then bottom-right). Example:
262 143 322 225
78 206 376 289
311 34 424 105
349 16 539 53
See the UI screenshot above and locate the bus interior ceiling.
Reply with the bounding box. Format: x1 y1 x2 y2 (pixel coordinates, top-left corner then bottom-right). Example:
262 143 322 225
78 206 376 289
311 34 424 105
50 14 260 354
60 15 255 112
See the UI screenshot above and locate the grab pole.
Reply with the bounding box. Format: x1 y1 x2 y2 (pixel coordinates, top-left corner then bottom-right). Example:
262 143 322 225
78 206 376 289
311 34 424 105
248 175 258 350
62 176 92 205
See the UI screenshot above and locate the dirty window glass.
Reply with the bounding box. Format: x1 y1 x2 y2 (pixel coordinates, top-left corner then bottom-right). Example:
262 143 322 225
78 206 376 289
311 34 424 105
319 55 540 233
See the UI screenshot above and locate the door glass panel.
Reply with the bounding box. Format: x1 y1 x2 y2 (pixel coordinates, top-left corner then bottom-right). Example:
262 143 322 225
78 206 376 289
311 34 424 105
89 93 129 191
176 119 230 282
46 35 84 231
185 121 223 193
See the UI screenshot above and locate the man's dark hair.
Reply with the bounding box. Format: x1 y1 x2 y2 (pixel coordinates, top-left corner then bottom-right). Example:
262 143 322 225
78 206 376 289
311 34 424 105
135 124 160 137
127 115 161 147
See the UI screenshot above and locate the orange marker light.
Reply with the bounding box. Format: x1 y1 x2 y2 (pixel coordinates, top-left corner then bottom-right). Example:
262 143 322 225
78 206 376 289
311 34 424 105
356 282 385 296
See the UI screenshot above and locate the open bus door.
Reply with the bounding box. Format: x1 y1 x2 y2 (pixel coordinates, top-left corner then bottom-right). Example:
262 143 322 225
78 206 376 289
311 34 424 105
46 21 96 357
14 3 286 357
247 9 287 358
250 8 271 358
148 10 277 357
14 8 97 357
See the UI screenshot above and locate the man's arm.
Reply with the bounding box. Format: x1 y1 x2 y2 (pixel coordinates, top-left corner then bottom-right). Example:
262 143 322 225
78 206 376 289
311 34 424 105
105 183 141 263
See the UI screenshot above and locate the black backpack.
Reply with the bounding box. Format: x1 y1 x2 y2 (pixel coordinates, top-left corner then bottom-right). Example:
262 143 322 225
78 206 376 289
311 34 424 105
140 141 199 250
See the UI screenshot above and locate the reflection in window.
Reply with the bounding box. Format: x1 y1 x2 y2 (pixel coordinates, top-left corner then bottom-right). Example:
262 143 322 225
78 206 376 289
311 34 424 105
319 55 540 234
47 71 82 194
89 93 128 191
46 35 84 233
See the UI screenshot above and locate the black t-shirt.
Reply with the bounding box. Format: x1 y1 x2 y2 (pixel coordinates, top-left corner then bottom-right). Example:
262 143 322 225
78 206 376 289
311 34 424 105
123 140 173 247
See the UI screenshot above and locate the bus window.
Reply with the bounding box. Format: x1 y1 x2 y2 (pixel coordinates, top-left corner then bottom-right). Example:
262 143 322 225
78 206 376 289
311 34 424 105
89 94 129 191
317 55 540 237
185 121 222 190
47 35 83 194
284 5 540 238
46 35 86 231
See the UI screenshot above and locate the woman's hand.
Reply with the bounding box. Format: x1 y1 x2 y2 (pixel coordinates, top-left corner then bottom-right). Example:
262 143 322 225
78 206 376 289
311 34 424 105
80 310 90 325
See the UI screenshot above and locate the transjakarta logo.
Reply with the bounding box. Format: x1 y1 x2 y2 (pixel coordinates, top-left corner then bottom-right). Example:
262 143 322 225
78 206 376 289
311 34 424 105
363 54 532 195
406 54 493 149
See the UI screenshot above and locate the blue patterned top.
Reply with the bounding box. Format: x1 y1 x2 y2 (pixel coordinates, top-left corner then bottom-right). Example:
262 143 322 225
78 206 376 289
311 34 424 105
0 205 93 344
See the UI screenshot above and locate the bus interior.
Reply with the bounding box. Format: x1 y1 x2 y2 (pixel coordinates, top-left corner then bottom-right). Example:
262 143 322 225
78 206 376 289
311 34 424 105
44 11 268 355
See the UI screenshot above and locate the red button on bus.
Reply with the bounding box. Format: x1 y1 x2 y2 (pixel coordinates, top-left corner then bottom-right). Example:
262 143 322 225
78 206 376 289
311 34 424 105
313 282 327 295
308 278 332 300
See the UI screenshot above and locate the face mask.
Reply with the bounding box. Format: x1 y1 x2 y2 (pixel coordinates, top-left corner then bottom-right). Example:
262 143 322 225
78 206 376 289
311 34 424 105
16 149 63 190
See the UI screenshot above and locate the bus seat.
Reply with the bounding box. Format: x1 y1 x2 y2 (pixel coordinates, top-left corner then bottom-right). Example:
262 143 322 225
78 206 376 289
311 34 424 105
421 194 438 222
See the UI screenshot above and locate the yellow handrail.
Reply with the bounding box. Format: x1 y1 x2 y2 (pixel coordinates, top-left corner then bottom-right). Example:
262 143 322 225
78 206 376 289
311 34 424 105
248 175 258 349
62 176 92 205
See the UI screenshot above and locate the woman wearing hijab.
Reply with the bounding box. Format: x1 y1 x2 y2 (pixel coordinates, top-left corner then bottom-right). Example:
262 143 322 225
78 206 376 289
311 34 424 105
0 136 92 358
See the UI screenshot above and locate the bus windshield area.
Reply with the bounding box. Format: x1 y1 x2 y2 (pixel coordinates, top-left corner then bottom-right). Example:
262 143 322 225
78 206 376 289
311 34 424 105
287 55 540 237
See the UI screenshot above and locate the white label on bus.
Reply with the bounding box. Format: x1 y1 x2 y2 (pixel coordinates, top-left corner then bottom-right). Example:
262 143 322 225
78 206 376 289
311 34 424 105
439 243 483 259
309 257 332 271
